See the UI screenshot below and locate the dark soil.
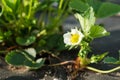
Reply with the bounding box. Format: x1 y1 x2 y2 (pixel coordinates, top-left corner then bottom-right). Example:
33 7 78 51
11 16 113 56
0 49 120 80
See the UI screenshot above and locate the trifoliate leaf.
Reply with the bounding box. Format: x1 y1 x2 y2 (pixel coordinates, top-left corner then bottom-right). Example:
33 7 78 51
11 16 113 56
75 7 95 35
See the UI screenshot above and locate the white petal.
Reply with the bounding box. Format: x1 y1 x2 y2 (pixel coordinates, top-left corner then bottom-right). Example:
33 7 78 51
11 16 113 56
63 32 72 45
71 29 78 34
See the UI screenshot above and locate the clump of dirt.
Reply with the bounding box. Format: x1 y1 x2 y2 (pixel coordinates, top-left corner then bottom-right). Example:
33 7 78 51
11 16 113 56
7 65 29 73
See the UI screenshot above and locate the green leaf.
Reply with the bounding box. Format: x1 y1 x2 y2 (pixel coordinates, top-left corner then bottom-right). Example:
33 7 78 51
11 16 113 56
69 0 89 12
0 4 3 16
86 0 102 14
24 58 45 69
86 0 120 18
75 7 95 35
89 25 110 38
5 50 26 66
5 50 45 69
103 56 120 64
23 49 45 69
46 34 65 50
4 30 12 38
24 48 37 60
16 35 36 46
90 52 108 63
97 2 120 18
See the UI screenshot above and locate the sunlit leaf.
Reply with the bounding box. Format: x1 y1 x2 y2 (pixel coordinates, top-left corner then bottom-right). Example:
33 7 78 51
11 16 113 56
24 48 37 60
75 7 95 35
89 25 110 38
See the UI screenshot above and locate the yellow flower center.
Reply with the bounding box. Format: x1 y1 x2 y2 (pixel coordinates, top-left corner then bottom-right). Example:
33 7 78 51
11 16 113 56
70 33 79 44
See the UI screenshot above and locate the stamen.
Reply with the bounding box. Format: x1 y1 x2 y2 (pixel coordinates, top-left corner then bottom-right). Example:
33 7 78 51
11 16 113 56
71 34 80 44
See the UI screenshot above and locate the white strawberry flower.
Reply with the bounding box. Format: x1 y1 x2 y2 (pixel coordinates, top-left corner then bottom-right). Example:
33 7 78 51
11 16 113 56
63 28 84 46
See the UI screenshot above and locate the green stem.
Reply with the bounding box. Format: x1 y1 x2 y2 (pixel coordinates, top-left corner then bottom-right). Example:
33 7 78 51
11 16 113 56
27 0 32 19
58 0 69 17
86 66 120 73
62 0 69 11
58 0 64 9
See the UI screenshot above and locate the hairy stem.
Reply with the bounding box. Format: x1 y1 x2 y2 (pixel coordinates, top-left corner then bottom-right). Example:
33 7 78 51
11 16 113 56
48 60 76 66
86 66 120 73
47 59 120 74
